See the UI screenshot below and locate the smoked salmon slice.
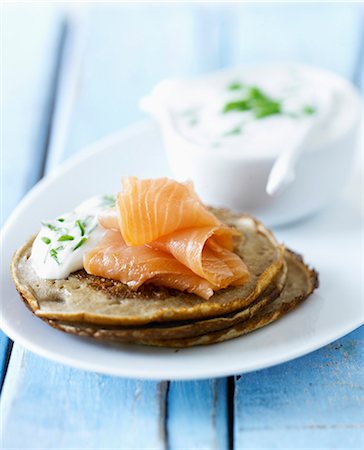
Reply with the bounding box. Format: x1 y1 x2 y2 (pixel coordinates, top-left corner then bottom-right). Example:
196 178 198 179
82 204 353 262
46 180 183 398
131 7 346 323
84 230 215 299
149 227 249 288
87 177 250 299
117 177 221 246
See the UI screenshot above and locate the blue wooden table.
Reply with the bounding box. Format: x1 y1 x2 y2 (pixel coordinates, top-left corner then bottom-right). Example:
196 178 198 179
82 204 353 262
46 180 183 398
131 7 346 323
1 4 363 449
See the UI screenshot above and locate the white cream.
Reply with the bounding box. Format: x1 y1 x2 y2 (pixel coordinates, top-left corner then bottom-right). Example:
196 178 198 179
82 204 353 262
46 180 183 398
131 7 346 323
142 64 362 225
31 195 115 279
151 65 354 158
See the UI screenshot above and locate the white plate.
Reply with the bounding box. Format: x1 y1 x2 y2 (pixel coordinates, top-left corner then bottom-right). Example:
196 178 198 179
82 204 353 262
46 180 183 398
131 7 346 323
1 122 363 380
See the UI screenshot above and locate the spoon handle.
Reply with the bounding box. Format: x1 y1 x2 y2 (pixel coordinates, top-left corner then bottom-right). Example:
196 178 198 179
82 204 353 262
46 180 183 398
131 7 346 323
266 90 334 197
266 121 314 196
265 149 300 196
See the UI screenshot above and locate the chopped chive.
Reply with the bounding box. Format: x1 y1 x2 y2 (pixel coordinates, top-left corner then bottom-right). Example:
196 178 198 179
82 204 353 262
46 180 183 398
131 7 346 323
82 215 93 229
49 248 60 264
223 99 250 113
41 237 51 245
73 237 87 251
102 195 116 208
58 235 74 242
41 221 60 232
58 218 65 222
303 105 316 115
254 101 281 118
224 126 242 136
228 81 243 90
223 85 282 119
76 219 85 236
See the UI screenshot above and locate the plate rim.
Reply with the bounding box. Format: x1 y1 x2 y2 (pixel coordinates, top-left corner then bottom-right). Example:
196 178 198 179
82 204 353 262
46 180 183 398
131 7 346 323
1 120 363 380
1 312 362 380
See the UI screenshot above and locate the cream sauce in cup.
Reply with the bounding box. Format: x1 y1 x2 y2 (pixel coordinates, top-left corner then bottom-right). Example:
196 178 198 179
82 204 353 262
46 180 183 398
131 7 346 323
152 65 355 158
141 64 362 225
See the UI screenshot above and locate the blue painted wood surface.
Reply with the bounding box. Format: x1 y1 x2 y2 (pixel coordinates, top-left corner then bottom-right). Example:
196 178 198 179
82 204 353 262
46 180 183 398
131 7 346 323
1 347 167 449
0 4 62 381
168 379 228 449
1 4 363 449
234 326 364 449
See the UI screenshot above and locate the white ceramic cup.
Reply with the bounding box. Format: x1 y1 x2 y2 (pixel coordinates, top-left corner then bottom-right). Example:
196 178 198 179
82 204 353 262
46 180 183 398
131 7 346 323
141 64 362 226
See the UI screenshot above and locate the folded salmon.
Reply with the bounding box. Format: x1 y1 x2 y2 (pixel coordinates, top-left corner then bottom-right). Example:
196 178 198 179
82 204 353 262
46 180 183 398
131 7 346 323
118 177 221 245
84 230 215 299
86 177 250 298
149 227 248 289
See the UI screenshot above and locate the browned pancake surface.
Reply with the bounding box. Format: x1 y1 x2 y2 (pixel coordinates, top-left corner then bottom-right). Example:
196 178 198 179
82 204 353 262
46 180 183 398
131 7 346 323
47 250 318 347
12 213 284 325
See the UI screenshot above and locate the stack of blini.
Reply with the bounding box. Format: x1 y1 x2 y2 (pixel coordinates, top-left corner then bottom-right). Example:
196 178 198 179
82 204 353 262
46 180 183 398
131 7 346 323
12 178 318 348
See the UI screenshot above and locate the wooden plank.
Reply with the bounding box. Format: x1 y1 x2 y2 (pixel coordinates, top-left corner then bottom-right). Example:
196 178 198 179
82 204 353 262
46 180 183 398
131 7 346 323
1 346 167 449
49 3 220 167
0 340 11 391
167 379 228 449
1 4 62 221
0 3 62 385
234 326 364 449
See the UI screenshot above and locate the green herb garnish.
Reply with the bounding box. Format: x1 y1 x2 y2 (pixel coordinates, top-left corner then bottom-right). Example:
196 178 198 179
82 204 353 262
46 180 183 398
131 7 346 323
41 237 51 245
49 246 63 264
58 218 65 222
82 216 94 229
254 101 281 118
76 219 85 236
224 126 242 136
58 235 74 242
223 99 250 113
41 221 61 232
303 105 316 115
223 86 281 119
49 249 59 263
228 82 243 91
102 195 116 208
73 237 87 251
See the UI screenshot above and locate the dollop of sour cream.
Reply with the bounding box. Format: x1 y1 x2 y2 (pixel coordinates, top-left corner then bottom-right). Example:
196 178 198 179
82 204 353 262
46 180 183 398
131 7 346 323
158 65 348 157
31 195 115 279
